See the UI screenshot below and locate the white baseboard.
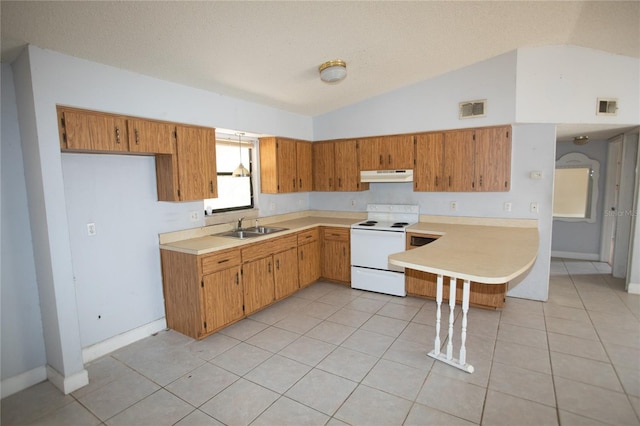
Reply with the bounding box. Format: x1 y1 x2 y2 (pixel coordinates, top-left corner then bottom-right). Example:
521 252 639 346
1 366 47 399
82 318 167 364
46 365 88 395
628 282 640 295
551 251 600 261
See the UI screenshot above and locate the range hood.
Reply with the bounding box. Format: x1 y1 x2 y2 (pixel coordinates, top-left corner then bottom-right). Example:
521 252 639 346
360 169 414 183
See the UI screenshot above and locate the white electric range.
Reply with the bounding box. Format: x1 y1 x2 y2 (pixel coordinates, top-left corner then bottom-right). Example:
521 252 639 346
350 204 419 296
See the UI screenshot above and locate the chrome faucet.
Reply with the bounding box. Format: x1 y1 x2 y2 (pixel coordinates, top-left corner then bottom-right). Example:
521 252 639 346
236 217 245 230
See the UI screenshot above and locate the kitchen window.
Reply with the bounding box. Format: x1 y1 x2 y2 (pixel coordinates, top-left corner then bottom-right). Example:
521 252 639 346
204 137 254 214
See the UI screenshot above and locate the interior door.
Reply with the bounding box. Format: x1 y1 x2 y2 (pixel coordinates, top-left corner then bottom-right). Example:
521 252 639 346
601 138 623 265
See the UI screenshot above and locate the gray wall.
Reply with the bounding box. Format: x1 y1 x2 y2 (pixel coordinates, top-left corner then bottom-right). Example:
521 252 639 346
1 63 47 380
552 140 608 258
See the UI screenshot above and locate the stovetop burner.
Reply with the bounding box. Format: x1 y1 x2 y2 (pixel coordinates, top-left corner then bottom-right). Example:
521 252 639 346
351 204 420 232
392 222 409 227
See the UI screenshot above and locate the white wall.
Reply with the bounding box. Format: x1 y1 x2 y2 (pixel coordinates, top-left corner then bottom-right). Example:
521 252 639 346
314 50 518 139
1 64 47 383
516 45 640 125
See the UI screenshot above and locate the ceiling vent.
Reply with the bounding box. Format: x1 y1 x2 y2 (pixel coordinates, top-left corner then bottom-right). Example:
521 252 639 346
459 99 486 119
596 98 618 116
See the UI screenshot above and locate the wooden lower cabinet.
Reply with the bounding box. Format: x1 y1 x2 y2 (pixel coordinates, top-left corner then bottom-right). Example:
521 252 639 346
406 268 507 309
202 266 243 331
160 247 243 339
298 229 321 288
274 247 299 299
321 227 350 284
242 256 275 315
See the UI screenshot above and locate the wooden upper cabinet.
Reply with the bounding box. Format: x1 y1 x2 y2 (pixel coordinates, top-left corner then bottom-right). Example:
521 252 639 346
334 139 366 191
127 119 175 154
296 140 313 192
259 137 312 193
313 141 335 191
414 132 445 192
157 125 217 202
474 126 511 191
444 129 475 191
58 107 129 152
359 135 413 170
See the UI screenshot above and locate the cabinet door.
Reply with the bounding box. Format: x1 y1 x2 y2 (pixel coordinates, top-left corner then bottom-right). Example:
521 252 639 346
296 141 313 192
127 119 175 154
383 135 414 169
277 139 297 193
405 268 441 298
174 125 217 201
334 139 363 191
274 247 299 300
298 241 321 288
474 126 511 192
444 130 475 191
322 240 350 283
202 267 243 335
313 141 335 191
243 256 275 315
61 109 128 152
414 133 445 191
358 138 379 171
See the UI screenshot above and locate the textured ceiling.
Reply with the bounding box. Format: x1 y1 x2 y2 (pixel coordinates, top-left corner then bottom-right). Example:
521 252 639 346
1 1 638 139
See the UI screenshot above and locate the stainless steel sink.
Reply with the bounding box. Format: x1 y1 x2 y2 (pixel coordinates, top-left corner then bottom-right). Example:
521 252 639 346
247 226 289 235
215 226 288 239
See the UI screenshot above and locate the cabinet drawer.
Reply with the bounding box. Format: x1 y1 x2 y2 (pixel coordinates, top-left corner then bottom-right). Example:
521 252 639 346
242 240 274 263
297 228 319 245
322 227 349 242
201 248 241 275
272 234 297 253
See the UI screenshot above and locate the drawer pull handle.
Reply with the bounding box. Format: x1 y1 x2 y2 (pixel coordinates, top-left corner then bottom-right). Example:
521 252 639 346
276 259 280 269
235 272 239 285
115 126 121 143
135 129 140 144
217 259 229 264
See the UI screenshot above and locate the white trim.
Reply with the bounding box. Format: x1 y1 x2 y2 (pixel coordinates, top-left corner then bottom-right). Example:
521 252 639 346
46 365 88 395
1 366 47 399
628 282 640 295
551 250 600 261
82 318 167 364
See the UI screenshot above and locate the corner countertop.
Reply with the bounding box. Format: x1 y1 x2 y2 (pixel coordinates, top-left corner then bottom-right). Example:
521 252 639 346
159 211 539 285
390 222 539 284
159 215 361 255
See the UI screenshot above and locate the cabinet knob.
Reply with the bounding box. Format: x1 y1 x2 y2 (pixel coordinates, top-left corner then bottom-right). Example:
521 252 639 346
276 259 280 270
388 154 392 164
209 181 214 193
299 178 302 189
135 129 140 144
379 154 383 165
435 176 438 186
115 126 121 143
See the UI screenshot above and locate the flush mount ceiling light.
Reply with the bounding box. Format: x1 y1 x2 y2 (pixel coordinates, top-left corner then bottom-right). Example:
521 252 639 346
319 60 347 83
232 132 250 177
573 135 589 145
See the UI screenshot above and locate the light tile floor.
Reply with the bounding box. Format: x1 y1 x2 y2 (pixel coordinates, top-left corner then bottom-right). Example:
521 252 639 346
3 259 640 425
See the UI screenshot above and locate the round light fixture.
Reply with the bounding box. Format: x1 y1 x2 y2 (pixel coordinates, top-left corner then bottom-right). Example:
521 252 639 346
573 135 589 145
319 60 347 83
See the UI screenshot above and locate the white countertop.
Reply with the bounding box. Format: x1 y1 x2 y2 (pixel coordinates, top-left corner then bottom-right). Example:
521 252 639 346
159 211 539 284
390 222 539 284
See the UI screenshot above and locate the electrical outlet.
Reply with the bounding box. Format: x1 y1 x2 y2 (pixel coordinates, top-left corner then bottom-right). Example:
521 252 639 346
504 202 512 212
450 201 458 211
351 199 356 207
269 202 276 211
530 171 543 180
189 211 200 222
530 202 539 214
87 222 96 236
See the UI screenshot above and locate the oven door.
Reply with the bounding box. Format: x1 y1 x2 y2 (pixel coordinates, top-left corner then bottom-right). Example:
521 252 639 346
350 228 405 272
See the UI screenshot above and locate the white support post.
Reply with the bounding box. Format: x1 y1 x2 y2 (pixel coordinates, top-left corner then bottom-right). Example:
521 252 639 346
446 277 456 360
459 279 471 365
427 275 475 374
433 274 443 355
